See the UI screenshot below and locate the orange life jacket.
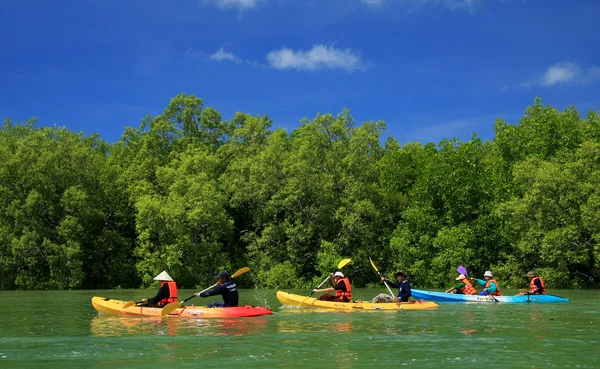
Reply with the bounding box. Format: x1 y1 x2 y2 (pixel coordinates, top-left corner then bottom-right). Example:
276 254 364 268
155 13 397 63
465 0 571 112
529 277 546 294
460 278 477 295
335 277 352 301
484 279 502 296
158 281 178 306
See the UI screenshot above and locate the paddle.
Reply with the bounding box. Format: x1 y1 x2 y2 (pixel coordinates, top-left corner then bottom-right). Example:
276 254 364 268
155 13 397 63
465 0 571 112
486 292 499 303
123 300 139 308
369 258 401 310
457 265 468 276
298 258 352 307
518 289 532 302
160 267 251 317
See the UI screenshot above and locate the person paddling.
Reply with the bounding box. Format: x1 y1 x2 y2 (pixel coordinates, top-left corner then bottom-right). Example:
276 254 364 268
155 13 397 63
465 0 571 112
313 271 352 302
445 274 477 295
198 270 239 307
141 270 178 307
520 271 546 295
471 271 502 296
381 272 412 302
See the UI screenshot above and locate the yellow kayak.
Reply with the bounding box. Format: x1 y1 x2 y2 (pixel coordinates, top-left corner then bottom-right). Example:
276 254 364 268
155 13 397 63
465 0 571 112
276 291 438 310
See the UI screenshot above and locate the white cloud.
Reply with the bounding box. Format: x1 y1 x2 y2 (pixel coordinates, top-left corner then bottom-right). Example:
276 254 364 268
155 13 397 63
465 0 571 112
184 47 204 60
210 47 242 64
518 62 600 89
541 62 581 86
266 44 365 72
205 0 263 11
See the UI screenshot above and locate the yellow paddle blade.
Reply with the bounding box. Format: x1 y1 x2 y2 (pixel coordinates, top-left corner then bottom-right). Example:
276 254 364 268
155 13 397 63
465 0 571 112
123 301 136 308
337 258 352 269
160 301 182 316
231 267 250 278
369 258 379 273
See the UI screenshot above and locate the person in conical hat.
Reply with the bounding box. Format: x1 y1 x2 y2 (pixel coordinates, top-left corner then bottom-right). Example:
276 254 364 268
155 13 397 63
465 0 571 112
142 270 178 307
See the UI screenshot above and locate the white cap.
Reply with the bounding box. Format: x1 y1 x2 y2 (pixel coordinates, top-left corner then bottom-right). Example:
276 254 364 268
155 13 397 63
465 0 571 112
333 271 344 278
455 274 466 280
484 271 493 278
153 270 174 281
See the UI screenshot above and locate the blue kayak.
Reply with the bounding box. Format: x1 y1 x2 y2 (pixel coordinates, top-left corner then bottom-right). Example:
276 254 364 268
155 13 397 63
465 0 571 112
411 289 570 303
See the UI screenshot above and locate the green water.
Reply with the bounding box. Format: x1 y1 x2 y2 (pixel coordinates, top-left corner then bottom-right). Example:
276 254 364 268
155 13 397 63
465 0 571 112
1 289 598 368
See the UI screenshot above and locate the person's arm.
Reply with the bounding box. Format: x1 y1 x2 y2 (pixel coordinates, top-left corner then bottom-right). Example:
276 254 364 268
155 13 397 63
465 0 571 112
313 287 335 293
470 278 486 287
200 284 226 298
446 282 464 293
382 278 400 289
146 284 170 304
316 280 344 293
314 274 337 292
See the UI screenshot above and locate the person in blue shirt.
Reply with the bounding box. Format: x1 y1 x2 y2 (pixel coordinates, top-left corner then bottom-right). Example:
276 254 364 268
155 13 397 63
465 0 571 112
199 270 239 308
381 272 412 302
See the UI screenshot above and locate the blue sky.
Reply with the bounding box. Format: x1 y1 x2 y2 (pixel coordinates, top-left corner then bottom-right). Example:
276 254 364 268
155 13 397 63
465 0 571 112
1 0 599 144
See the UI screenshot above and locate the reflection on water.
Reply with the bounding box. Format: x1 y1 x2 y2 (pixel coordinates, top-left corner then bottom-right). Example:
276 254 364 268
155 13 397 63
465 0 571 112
90 315 269 337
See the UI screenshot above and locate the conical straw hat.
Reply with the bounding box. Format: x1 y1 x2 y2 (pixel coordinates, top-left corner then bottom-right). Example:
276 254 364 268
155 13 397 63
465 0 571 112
153 270 174 281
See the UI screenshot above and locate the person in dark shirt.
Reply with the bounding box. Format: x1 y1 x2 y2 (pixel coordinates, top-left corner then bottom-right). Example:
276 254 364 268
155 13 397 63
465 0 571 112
381 272 412 302
199 270 239 308
519 271 546 295
314 271 352 302
141 270 178 307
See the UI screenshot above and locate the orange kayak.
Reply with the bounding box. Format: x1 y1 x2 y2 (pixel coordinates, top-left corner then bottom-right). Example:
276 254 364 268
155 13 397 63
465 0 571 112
91 296 273 318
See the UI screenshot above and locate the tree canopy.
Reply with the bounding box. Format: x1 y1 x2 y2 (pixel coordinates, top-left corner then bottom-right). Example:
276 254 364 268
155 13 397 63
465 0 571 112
1 95 599 290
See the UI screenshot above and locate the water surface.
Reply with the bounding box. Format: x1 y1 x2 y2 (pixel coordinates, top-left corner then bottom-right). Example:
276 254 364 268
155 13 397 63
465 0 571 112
1 289 598 368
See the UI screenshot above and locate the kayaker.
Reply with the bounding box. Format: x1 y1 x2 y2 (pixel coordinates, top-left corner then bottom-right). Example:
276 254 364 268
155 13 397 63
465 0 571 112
198 270 239 307
381 272 412 302
313 271 352 302
470 271 502 296
521 271 546 295
141 270 178 307
445 274 478 295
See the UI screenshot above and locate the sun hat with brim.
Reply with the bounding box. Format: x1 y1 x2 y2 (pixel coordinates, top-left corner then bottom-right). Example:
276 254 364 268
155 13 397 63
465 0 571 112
484 271 493 277
456 274 466 280
333 271 344 278
153 270 174 282
215 270 230 279
525 271 537 277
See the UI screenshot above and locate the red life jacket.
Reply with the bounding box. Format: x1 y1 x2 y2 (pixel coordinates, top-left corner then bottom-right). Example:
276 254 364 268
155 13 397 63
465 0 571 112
484 279 502 296
158 281 178 306
460 278 477 295
529 277 546 294
335 278 352 301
